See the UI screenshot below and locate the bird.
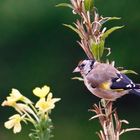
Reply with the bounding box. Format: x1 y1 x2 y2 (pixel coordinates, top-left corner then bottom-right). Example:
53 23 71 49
73 59 140 101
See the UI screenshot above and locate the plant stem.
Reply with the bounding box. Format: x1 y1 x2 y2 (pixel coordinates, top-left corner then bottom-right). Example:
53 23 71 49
102 99 115 140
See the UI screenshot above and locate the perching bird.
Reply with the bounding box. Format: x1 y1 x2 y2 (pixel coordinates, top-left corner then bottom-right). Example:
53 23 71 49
73 59 140 101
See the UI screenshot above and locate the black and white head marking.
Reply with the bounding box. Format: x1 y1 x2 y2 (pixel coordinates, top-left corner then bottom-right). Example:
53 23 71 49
78 59 95 75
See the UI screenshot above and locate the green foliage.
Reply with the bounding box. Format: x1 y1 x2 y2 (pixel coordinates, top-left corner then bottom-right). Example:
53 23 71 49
100 17 121 25
90 26 123 61
84 0 94 11
120 70 138 75
29 118 53 140
63 24 83 38
102 26 124 40
90 40 105 61
72 77 84 81
56 3 72 9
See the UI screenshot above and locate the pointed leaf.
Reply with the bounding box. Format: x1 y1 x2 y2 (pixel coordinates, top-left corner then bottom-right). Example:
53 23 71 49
56 3 73 9
63 24 82 38
102 26 124 40
120 70 138 75
89 114 106 120
100 17 121 25
84 0 94 11
107 17 121 21
91 43 99 61
120 128 140 135
72 77 84 81
99 40 105 59
90 40 105 61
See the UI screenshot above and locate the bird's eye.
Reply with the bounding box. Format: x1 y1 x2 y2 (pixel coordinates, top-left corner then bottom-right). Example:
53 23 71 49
80 64 85 67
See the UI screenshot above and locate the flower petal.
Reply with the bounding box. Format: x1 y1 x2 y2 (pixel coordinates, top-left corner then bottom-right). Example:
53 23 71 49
52 98 61 103
4 120 14 129
13 122 22 133
42 86 50 94
15 103 35 115
47 92 53 101
10 89 23 100
33 85 50 98
4 114 23 134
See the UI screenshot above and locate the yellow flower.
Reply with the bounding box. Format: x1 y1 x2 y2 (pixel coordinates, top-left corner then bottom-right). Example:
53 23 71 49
33 85 50 98
2 89 22 106
35 92 61 113
1 89 32 107
4 114 23 133
14 103 35 115
10 89 32 104
1 100 15 107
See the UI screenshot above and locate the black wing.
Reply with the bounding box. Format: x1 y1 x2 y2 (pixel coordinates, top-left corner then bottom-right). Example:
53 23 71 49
111 73 136 90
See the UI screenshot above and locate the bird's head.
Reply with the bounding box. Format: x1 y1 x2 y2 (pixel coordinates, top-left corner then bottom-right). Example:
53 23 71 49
73 59 95 75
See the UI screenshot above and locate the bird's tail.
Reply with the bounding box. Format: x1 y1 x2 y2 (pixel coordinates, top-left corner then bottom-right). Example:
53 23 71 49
130 89 140 96
130 84 140 96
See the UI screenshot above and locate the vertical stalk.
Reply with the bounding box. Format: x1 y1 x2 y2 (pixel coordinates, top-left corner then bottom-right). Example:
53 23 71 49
101 99 115 140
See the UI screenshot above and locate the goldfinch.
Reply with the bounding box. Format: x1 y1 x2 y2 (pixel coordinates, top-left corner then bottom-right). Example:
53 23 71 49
73 59 140 101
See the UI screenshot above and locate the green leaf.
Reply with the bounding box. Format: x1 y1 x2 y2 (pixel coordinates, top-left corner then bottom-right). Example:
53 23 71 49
72 77 84 81
90 40 105 61
56 3 73 9
84 0 94 11
102 26 124 40
99 40 105 59
108 17 121 21
100 17 121 25
91 44 99 60
120 70 138 75
63 24 82 38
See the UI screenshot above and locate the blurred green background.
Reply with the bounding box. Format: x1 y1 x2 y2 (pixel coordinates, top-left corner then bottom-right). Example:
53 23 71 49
0 0 140 139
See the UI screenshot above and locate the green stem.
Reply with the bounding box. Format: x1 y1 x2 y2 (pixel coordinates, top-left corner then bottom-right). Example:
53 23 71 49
31 117 52 140
30 104 38 115
28 104 40 122
23 110 36 125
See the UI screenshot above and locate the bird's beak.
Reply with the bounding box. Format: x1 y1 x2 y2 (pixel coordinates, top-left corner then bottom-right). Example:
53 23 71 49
73 66 80 73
